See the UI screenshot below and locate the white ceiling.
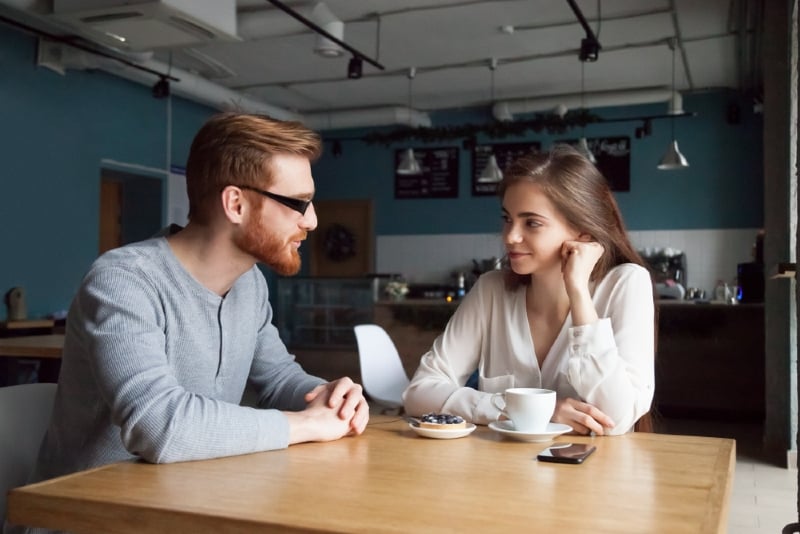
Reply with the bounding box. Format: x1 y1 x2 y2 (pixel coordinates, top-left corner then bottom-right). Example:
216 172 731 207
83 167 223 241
0 0 762 121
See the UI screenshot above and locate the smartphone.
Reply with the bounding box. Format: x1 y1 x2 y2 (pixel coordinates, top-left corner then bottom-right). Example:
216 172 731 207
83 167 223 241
537 443 596 464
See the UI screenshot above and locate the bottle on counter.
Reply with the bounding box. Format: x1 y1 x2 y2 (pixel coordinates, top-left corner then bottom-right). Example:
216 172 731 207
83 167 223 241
713 280 738 304
456 272 466 299
714 280 727 302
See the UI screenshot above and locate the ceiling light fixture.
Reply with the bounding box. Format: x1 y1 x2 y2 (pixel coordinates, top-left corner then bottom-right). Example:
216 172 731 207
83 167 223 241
577 60 597 164
152 76 170 99
579 37 601 62
479 58 504 183
396 67 422 175
658 38 690 170
347 56 363 79
566 0 602 62
266 0 385 75
310 2 344 58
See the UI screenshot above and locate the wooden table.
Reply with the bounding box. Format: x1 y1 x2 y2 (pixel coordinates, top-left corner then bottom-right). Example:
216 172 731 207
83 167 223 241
0 334 64 359
0 334 64 385
0 319 55 334
8 416 735 533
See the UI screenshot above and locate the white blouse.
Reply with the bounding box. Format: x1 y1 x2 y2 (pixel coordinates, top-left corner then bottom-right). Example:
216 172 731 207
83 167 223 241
402 263 655 434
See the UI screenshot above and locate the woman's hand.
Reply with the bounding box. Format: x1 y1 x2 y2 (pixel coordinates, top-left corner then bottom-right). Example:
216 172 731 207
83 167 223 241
560 239 604 326
560 239 604 294
552 397 615 435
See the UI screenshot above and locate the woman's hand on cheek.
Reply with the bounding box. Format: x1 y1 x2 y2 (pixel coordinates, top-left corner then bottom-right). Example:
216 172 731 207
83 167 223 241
561 240 603 281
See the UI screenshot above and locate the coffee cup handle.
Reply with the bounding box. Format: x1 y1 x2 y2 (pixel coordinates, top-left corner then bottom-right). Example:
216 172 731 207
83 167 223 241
490 392 507 419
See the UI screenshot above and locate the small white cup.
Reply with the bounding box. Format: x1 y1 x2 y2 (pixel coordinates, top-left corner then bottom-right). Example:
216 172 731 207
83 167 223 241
491 388 556 433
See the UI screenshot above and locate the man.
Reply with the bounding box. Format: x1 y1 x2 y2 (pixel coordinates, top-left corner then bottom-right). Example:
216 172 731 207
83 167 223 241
29 113 369 484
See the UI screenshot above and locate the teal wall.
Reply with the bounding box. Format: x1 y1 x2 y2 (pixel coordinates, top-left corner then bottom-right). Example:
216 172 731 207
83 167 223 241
0 23 764 318
313 92 763 234
0 26 214 318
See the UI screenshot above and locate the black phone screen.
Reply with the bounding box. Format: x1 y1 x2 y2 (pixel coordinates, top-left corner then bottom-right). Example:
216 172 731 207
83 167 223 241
537 443 596 464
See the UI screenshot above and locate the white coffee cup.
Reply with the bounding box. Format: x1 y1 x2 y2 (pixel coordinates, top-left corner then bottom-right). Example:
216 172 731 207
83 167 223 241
491 388 556 433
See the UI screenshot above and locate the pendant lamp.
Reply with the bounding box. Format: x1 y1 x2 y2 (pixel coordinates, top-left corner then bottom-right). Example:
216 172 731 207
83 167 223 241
396 67 423 175
478 154 503 182
397 147 422 175
478 58 504 183
578 61 597 164
658 38 690 170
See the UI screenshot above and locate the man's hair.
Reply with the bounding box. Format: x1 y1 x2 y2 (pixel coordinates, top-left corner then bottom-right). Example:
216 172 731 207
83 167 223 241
498 144 647 289
185 112 322 223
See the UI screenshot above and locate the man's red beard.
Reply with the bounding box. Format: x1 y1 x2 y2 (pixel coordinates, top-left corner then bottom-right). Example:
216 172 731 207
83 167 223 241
234 212 305 275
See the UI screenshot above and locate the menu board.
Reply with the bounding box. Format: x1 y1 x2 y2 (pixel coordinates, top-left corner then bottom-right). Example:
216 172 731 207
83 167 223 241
471 142 541 196
559 136 631 192
394 147 459 199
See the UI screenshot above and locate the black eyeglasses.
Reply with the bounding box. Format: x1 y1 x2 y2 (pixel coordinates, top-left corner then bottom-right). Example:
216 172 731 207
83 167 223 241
235 185 312 216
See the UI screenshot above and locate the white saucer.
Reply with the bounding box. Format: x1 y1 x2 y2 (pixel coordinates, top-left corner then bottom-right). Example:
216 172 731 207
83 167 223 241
488 421 573 442
408 422 477 439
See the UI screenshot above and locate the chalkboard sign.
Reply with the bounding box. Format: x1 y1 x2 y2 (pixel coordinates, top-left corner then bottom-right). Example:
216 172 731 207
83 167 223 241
558 136 631 192
471 142 541 196
394 147 459 199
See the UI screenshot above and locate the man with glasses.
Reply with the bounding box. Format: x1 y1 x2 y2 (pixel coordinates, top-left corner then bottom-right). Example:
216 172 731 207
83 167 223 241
22 113 369 495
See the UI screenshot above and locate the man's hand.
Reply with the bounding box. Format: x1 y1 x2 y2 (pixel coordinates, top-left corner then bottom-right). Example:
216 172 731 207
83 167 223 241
305 377 370 435
285 377 370 444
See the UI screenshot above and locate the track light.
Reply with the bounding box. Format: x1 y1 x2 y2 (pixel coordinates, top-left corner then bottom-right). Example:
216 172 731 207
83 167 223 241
579 37 600 62
347 56 363 79
635 119 653 138
152 77 170 99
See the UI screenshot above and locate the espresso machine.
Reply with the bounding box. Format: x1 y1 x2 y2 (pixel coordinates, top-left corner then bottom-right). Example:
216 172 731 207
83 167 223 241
640 248 687 300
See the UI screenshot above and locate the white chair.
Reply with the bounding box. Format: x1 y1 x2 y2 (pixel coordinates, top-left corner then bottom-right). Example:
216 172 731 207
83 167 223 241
0 383 57 525
353 324 410 413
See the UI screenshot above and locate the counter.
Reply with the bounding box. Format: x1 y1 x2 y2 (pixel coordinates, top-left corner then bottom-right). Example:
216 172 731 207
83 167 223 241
292 295 765 423
654 301 764 421
289 297 459 384
373 298 459 379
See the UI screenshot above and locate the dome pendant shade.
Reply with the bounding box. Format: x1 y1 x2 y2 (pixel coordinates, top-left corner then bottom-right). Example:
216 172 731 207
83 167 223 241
658 140 690 170
578 137 597 164
478 154 503 182
397 148 422 175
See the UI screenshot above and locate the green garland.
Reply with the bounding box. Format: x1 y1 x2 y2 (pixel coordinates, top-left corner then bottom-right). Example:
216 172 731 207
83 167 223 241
360 109 599 145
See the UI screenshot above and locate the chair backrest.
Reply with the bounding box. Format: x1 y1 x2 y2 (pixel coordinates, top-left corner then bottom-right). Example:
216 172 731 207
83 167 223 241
353 324 410 409
0 383 57 525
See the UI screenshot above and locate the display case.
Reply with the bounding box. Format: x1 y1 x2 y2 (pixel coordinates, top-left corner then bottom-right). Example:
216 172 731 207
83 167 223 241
275 277 374 349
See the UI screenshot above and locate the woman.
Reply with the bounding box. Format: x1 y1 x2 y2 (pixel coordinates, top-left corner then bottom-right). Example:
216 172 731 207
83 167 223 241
403 145 655 435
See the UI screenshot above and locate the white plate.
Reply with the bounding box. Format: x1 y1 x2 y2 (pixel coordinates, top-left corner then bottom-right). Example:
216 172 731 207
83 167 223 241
488 421 573 442
408 422 477 439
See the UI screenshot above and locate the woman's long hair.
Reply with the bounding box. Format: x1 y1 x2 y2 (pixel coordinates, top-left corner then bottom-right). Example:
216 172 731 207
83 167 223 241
498 144 657 432
498 144 647 287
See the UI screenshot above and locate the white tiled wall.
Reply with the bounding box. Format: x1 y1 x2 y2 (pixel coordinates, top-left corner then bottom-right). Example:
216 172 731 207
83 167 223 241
376 228 761 295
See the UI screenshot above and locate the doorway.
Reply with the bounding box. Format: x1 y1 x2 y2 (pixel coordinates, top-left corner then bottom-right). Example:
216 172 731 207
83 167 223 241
99 169 163 254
